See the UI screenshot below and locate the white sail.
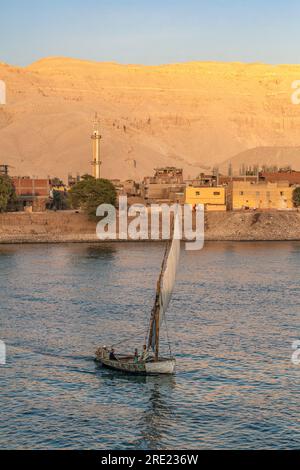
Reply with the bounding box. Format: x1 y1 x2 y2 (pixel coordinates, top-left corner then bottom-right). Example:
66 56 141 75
148 211 181 353
159 214 181 326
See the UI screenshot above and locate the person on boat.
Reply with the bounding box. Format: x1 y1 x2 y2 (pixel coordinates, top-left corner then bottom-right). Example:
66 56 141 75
140 345 151 363
109 348 117 361
133 348 139 364
134 349 139 363
102 345 109 359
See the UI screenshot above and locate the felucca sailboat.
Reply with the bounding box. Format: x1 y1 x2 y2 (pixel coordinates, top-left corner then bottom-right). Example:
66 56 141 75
95 213 181 375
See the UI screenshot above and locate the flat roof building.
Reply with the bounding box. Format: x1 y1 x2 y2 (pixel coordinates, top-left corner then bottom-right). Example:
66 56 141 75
232 181 295 210
185 186 227 211
12 177 50 212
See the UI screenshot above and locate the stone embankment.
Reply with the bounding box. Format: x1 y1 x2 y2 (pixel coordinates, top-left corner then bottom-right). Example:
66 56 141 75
0 210 300 243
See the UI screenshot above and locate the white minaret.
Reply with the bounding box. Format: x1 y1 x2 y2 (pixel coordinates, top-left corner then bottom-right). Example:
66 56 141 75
91 113 102 179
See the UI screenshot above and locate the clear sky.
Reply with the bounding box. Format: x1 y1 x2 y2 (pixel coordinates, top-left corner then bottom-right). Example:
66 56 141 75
0 0 299 66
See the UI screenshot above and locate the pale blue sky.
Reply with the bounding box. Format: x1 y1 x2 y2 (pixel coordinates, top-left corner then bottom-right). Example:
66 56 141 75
0 0 299 66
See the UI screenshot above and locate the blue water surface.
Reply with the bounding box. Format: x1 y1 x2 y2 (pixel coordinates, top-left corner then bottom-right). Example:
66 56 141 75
0 242 299 449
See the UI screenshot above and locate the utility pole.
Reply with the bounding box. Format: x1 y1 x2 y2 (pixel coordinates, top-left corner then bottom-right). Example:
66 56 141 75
91 113 101 179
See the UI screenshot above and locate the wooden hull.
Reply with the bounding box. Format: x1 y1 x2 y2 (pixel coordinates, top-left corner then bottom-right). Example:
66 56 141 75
95 351 175 375
145 360 176 375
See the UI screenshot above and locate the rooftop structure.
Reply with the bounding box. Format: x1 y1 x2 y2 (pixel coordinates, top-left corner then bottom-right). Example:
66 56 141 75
68 173 81 188
259 170 300 185
144 167 183 185
219 175 259 185
0 164 9 176
186 173 218 187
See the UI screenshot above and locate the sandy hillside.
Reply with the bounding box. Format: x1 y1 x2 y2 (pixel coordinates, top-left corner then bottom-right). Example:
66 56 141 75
0 57 300 181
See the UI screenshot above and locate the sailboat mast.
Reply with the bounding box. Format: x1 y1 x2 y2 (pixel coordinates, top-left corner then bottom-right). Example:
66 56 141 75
154 285 161 362
148 240 171 361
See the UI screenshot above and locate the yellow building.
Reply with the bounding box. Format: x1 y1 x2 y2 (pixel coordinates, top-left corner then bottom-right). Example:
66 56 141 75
185 186 227 211
232 181 294 210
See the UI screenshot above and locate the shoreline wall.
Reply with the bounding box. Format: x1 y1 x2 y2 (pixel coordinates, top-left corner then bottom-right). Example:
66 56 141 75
0 211 300 244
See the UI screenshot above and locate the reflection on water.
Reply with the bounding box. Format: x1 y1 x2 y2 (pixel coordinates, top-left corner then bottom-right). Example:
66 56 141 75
139 377 176 450
0 242 299 449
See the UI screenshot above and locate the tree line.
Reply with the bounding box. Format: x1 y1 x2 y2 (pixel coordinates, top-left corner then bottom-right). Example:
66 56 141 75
0 174 117 217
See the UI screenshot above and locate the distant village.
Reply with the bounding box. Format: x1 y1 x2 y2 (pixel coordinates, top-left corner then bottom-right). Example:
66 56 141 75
1 163 300 214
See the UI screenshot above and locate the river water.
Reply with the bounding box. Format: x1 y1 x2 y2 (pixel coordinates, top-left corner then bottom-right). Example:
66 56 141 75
0 242 299 449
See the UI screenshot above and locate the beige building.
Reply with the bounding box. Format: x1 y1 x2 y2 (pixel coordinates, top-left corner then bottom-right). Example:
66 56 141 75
232 181 295 210
144 183 185 203
144 167 183 185
143 167 185 203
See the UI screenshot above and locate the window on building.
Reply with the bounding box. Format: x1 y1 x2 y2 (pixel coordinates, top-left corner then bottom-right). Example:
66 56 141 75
280 191 284 196
196 191 200 196
213 192 220 196
240 191 244 196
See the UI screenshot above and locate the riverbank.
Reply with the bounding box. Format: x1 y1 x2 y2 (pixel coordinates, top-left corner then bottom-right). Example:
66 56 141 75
0 210 300 243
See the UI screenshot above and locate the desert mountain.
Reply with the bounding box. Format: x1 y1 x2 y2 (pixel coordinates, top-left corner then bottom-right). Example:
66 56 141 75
0 57 300 181
220 146 300 174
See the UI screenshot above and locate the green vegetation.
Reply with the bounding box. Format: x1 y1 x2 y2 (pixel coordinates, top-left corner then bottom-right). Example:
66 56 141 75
293 187 300 208
69 175 117 219
49 190 70 211
0 175 16 212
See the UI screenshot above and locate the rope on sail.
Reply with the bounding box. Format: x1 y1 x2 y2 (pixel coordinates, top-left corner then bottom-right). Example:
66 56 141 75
111 315 151 348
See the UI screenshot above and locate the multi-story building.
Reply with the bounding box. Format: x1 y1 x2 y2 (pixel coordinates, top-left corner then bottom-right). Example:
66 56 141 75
144 183 185 204
143 167 185 203
231 181 295 210
185 186 227 211
12 177 50 211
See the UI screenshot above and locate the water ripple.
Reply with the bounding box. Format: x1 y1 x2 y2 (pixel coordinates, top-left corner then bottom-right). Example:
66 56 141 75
0 241 299 449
